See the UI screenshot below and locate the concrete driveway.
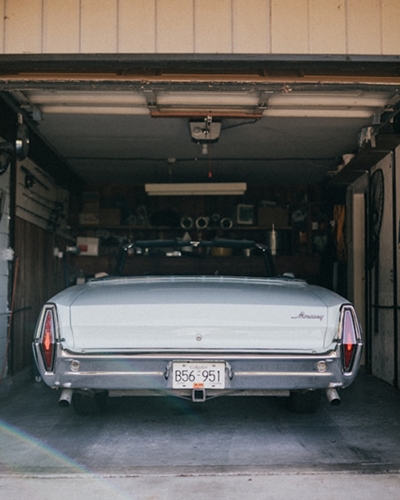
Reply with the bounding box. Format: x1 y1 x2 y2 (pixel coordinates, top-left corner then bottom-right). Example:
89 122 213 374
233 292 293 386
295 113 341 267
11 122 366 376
1 369 400 499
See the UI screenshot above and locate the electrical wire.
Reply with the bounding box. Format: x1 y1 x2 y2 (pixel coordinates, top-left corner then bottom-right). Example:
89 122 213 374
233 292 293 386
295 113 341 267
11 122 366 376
221 119 259 131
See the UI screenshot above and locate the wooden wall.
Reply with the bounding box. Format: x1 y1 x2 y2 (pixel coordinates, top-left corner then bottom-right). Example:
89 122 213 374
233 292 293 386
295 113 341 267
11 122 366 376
0 166 10 380
0 0 399 55
12 217 68 373
369 148 400 387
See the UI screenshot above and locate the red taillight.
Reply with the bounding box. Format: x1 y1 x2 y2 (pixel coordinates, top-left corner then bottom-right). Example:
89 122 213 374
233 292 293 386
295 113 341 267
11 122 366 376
40 309 56 371
342 308 358 372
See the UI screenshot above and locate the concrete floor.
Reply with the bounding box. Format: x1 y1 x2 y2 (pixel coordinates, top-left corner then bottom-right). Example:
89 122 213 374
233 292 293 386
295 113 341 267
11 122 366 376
1 369 400 499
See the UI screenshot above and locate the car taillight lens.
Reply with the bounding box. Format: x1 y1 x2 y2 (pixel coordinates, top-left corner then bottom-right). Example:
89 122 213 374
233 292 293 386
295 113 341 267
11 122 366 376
341 308 358 372
40 308 56 371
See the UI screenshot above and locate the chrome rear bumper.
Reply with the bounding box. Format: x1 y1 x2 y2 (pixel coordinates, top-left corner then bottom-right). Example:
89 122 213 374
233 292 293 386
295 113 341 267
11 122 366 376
34 343 363 393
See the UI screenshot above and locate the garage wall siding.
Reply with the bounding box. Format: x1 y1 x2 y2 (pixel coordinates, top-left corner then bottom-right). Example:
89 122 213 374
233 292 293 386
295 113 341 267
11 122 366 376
42 1 81 54
0 0 399 55
370 154 396 386
0 167 10 381
397 147 400 389
13 218 68 373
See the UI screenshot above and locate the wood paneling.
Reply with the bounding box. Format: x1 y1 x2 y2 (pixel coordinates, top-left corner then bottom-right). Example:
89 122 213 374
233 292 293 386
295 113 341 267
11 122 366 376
43 0 81 53
232 0 270 54
0 162 10 380
118 0 156 53
308 0 346 55
0 1 4 54
397 146 400 389
1 0 400 55
12 218 68 373
347 0 382 55
382 0 400 54
370 155 395 385
194 0 233 53
156 0 194 53
271 0 309 53
81 0 118 53
4 0 43 54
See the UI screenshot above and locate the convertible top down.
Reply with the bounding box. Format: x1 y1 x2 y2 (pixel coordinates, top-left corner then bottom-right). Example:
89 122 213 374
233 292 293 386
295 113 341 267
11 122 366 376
33 239 362 414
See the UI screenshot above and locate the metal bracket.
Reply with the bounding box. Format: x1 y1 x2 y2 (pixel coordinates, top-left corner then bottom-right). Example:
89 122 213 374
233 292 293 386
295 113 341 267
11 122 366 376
192 388 206 402
143 90 158 111
164 361 172 380
257 90 273 112
226 361 233 380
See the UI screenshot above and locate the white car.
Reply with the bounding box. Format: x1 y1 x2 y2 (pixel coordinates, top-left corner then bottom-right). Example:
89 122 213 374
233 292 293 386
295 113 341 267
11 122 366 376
33 239 362 415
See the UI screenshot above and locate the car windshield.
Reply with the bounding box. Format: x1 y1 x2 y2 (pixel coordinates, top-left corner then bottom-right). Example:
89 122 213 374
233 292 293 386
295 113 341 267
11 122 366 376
116 238 277 277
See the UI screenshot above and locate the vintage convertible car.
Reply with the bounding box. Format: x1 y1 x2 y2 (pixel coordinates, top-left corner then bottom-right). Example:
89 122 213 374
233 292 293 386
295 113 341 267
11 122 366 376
33 238 362 415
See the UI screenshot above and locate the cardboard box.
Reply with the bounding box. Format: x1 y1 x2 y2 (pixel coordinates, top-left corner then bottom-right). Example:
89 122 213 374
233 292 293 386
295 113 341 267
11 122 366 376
79 212 100 226
100 208 121 226
257 206 289 228
77 237 99 256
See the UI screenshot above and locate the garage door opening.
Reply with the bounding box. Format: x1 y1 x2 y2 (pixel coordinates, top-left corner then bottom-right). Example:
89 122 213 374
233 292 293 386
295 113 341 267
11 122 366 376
1 55 400 389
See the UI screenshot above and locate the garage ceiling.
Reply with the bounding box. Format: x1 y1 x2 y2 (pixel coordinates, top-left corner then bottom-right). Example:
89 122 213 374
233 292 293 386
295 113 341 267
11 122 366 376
2 56 399 188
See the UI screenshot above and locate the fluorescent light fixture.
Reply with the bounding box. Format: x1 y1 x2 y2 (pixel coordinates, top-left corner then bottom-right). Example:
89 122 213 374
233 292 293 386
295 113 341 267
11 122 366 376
268 94 389 108
26 91 147 106
263 91 391 119
263 108 374 118
39 105 149 115
26 90 150 114
145 183 247 196
157 91 260 107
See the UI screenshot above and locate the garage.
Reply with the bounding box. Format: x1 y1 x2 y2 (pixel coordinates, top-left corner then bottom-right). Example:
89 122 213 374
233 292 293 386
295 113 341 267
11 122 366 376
0 54 399 390
1 1 400 493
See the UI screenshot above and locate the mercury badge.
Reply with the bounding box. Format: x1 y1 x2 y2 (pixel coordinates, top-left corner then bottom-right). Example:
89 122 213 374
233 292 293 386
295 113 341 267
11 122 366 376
291 311 324 321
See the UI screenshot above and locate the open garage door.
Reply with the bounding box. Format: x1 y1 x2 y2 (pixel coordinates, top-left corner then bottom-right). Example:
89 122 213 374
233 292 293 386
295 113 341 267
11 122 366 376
0 55 400 382
0 56 399 188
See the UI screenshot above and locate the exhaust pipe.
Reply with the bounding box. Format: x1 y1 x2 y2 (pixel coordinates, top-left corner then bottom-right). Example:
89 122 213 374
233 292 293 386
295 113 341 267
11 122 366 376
326 388 341 406
58 389 73 408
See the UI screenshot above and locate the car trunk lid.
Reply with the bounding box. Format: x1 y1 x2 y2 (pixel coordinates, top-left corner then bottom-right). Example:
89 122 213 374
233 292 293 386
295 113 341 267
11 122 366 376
66 276 341 352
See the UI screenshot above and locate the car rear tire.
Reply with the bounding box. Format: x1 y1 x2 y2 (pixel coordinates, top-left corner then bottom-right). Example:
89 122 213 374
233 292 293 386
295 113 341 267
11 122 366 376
287 389 321 413
72 391 108 416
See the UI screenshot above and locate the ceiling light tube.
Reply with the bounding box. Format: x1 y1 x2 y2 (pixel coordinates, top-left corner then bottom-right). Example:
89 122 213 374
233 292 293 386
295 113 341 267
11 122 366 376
263 108 374 118
145 183 247 196
39 105 150 115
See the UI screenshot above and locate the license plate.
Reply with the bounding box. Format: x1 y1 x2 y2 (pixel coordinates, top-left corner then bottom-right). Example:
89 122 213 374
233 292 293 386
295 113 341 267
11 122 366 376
172 362 225 389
